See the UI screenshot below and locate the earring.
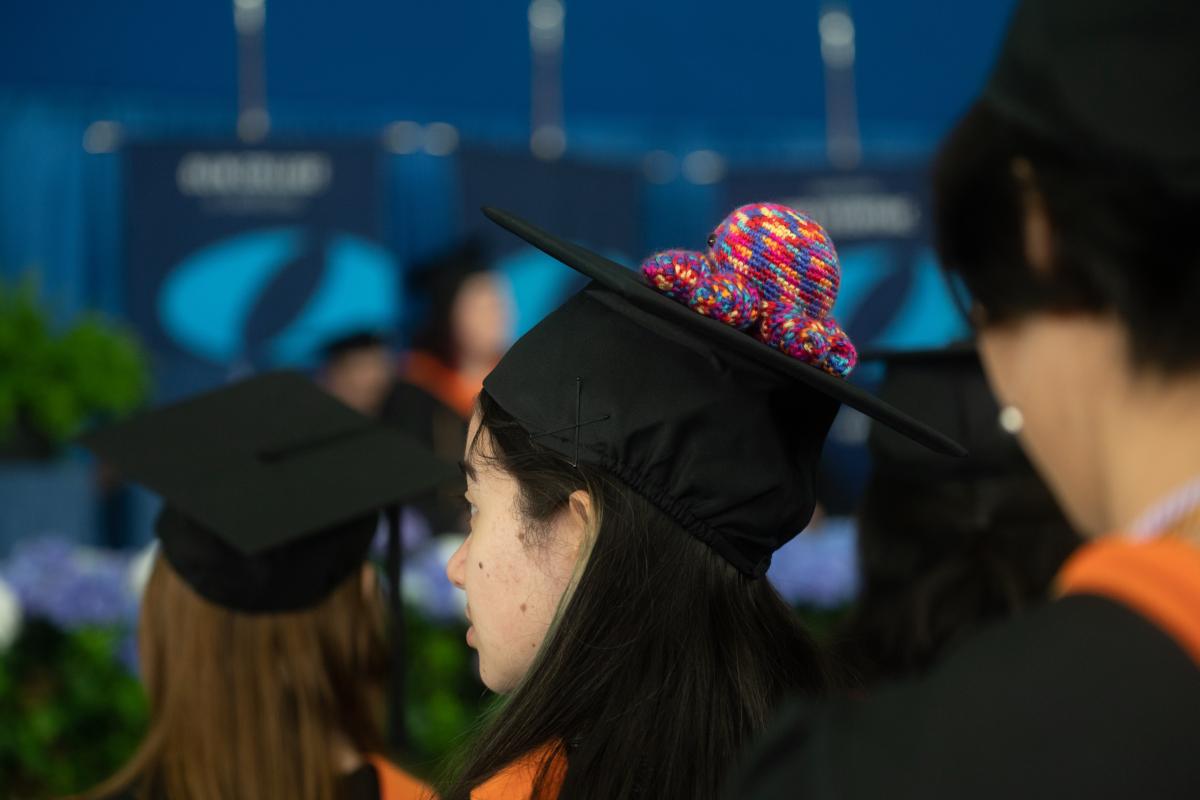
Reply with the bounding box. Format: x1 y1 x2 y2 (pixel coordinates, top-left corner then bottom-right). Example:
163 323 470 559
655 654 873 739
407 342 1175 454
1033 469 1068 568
998 405 1025 434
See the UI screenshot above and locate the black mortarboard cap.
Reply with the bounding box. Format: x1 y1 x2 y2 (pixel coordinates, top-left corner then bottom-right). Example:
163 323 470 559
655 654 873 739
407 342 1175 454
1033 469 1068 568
480 208 964 578
984 0 1200 192
81 371 456 612
864 343 1028 480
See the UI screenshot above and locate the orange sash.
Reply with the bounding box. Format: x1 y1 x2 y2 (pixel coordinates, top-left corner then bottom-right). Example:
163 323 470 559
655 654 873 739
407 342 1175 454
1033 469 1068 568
401 351 482 419
1057 535 1200 668
471 745 567 800
366 754 436 800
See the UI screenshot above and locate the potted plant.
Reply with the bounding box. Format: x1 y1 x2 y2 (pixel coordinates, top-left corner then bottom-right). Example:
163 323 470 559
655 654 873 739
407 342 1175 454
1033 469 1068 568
0 278 150 458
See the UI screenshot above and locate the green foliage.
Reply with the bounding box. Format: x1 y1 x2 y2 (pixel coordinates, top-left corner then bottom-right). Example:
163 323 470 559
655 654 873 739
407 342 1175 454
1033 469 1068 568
0 608 490 797
404 610 488 765
0 277 150 447
0 622 148 798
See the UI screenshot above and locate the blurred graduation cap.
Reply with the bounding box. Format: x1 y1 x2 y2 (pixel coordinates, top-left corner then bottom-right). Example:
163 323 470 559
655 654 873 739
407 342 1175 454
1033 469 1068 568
80 370 456 613
862 342 1031 479
83 371 457 749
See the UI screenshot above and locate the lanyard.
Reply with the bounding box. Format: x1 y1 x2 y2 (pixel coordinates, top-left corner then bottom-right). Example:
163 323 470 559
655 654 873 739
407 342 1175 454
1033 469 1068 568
1129 475 1200 542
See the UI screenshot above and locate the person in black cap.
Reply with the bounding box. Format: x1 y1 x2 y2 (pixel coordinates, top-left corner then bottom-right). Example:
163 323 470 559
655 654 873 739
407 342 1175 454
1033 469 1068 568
319 331 399 418
436 203 961 800
833 346 1079 686
78 372 454 800
382 241 514 534
729 1 1200 797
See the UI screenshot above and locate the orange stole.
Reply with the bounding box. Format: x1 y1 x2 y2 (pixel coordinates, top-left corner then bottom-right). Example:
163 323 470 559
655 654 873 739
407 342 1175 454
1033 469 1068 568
401 351 483 420
366 754 436 800
1057 535 1200 668
471 745 567 800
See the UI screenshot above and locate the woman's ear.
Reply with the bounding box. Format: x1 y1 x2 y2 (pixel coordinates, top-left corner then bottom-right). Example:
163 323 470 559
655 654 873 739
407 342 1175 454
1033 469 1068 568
1012 157 1055 276
565 490 596 555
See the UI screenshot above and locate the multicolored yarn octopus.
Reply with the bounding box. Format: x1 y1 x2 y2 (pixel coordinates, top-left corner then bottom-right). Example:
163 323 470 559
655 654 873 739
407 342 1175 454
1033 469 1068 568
641 202 857 377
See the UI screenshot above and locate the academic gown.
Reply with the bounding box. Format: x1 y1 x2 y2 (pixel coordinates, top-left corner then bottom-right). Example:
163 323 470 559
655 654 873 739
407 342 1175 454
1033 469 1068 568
729 536 1200 799
379 377 469 534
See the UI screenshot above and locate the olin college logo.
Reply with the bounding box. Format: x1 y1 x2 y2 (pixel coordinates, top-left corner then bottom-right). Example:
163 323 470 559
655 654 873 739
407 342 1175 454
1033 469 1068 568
158 227 399 366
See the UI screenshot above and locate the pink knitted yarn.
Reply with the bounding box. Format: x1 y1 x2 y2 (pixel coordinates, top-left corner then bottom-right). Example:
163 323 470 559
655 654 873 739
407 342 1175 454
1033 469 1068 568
641 203 857 377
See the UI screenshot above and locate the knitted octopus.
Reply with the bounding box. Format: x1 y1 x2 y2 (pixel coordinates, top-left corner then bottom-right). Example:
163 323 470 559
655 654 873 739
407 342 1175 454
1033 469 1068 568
641 203 857 377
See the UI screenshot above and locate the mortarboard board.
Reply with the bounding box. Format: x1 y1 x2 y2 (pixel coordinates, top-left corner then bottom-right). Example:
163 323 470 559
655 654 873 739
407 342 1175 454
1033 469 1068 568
480 204 964 578
81 371 456 613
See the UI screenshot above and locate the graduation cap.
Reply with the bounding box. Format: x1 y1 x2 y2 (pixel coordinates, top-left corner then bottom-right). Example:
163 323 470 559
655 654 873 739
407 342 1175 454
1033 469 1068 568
862 343 1077 542
480 204 965 578
863 343 1031 480
81 371 456 613
984 0 1200 193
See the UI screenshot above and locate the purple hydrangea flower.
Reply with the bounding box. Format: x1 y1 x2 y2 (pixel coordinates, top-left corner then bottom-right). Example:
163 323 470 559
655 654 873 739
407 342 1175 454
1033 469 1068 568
370 506 434 559
767 517 860 609
2 537 138 629
401 535 467 624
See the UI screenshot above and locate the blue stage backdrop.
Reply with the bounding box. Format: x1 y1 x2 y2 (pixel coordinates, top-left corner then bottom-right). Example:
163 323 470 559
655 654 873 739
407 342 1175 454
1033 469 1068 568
125 141 399 395
458 146 641 339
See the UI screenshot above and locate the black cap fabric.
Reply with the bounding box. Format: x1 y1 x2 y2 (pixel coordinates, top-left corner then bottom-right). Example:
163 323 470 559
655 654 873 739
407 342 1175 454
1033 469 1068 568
482 207 965 458
81 371 455 612
984 0 1200 192
865 343 1029 480
481 208 965 577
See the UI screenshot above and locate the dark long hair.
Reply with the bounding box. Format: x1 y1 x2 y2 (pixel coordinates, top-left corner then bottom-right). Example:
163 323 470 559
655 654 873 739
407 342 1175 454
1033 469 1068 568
834 472 1079 686
933 100 1200 373
440 391 830 800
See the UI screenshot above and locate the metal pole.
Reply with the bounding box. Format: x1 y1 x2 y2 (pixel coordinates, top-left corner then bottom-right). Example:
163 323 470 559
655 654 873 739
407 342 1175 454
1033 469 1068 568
819 2 862 169
529 0 566 160
234 0 270 142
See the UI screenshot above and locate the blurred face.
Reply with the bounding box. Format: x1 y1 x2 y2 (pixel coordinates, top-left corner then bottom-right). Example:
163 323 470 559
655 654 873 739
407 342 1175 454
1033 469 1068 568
324 346 393 416
444 413 586 692
451 272 514 364
977 314 1121 536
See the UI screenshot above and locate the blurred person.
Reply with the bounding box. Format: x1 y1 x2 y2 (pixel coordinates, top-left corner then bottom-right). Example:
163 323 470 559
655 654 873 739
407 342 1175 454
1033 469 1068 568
319 331 397 418
439 204 961 800
731 1 1200 797
383 243 514 533
387 241 514 427
834 346 1079 686
77 372 452 800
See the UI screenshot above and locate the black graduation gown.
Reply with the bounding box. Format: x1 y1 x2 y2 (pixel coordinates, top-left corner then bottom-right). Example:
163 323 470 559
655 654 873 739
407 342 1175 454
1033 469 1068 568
731 590 1200 799
379 380 468 534
101 764 381 800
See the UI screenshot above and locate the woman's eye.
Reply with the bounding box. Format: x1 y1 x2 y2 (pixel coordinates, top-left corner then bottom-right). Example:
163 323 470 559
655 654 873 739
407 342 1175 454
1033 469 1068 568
464 496 479 518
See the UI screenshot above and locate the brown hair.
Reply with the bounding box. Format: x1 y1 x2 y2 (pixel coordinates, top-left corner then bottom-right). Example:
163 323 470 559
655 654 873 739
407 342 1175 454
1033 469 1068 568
81 554 389 800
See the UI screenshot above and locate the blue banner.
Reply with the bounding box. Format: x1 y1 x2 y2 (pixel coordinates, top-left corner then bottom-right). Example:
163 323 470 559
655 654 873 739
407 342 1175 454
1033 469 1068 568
124 141 398 378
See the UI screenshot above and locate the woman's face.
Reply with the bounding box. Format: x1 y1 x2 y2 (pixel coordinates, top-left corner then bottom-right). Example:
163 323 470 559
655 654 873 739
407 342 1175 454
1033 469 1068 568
444 413 585 692
452 272 514 365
